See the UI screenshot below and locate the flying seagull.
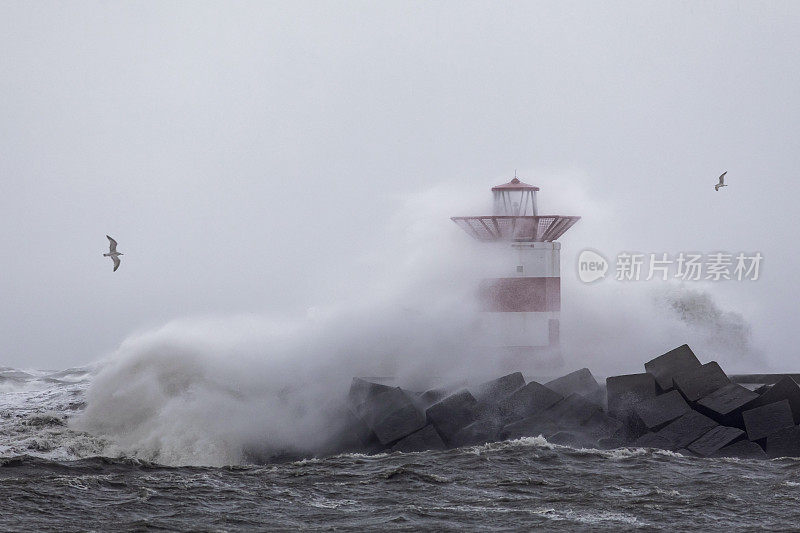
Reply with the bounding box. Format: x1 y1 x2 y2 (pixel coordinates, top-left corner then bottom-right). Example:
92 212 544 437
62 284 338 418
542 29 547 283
103 235 123 272
714 171 728 191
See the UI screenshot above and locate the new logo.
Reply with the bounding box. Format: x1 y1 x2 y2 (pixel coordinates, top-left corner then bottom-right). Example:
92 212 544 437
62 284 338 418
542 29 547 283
577 249 608 283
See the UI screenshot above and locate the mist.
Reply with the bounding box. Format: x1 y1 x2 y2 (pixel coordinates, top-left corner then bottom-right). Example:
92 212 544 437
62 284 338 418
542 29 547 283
74 184 769 465
1 1 799 465
1 1 799 370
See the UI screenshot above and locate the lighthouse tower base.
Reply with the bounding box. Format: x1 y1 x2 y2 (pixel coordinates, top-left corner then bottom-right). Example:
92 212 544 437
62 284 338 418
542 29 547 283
478 242 564 371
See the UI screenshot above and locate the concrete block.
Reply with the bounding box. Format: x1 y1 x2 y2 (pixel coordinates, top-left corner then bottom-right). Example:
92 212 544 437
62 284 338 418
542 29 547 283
747 376 800 424
317 410 375 456
361 388 427 445
712 440 767 459
696 383 759 426
451 419 501 447
548 431 593 447
753 383 771 395
425 389 478 443
356 387 403 425
416 388 449 409
644 344 701 391
473 372 525 404
543 394 602 428
606 373 657 419
597 437 626 450
497 381 562 422
673 362 730 402
545 368 602 404
765 426 800 458
500 415 562 441
349 378 393 408
632 432 672 450
686 426 745 457
583 410 625 441
390 424 447 453
471 400 503 423
597 383 608 411
633 390 691 432
656 411 718 450
742 399 794 441
346 407 378 447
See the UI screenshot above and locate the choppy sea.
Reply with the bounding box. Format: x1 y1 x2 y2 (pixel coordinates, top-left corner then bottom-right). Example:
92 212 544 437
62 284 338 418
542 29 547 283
2 367 800 531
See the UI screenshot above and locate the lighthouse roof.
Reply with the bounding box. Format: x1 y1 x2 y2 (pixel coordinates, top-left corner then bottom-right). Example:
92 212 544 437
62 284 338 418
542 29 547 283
491 177 539 191
451 215 580 242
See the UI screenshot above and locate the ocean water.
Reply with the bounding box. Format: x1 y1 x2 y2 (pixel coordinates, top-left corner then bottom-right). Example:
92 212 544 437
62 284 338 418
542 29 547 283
2 367 800 531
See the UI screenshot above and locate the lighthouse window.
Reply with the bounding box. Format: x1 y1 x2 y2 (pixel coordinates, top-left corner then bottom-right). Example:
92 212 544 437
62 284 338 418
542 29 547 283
517 265 523 273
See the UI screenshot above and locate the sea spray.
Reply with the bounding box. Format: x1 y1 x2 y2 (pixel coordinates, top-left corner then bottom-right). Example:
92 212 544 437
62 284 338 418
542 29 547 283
73 305 491 466
73 184 768 466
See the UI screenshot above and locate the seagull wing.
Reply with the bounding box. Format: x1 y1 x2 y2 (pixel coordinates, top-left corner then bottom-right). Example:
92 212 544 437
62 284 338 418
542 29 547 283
106 235 118 253
112 255 121 272
717 171 727 185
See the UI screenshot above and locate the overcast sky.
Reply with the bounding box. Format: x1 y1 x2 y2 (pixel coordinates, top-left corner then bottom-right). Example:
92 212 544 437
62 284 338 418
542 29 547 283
1 1 798 369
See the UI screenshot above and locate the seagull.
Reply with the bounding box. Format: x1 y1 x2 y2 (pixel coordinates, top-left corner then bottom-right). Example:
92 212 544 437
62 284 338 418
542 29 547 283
714 171 728 191
103 235 123 272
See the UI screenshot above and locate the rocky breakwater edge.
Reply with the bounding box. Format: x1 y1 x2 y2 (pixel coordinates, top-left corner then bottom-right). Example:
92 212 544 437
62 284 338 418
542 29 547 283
328 345 800 460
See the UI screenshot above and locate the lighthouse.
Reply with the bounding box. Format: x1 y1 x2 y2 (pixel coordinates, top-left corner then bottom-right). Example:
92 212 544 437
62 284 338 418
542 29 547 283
451 177 580 367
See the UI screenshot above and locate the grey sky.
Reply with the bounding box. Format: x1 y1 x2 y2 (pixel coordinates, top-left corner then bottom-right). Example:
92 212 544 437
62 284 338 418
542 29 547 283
1 1 798 369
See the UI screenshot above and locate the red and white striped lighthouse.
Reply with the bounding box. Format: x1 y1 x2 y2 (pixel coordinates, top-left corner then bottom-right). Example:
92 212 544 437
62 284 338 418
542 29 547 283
452 177 580 366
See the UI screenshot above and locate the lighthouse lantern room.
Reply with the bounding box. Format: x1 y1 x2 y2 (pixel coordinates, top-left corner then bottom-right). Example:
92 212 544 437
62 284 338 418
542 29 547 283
492 177 539 216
